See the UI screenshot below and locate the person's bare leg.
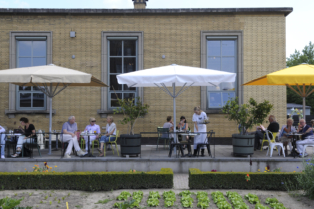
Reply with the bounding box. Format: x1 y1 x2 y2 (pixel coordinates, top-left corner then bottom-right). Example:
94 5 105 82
99 142 104 157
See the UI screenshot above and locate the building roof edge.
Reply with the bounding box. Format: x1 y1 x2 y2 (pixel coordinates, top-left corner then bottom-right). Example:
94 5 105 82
0 7 293 16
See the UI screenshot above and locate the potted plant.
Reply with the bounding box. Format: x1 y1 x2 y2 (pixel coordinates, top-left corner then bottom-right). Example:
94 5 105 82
113 96 149 157
222 97 273 156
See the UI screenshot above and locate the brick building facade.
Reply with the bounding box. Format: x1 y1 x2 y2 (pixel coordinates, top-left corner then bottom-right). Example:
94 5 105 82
0 1 292 138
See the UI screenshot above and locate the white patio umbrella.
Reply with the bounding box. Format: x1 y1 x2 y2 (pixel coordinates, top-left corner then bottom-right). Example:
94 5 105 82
0 64 108 154
117 64 236 143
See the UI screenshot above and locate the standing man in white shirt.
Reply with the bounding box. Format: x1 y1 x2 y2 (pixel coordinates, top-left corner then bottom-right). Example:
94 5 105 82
0 125 6 159
83 117 101 154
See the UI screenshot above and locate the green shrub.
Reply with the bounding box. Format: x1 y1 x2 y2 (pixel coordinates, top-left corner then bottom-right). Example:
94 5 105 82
0 168 173 191
296 158 314 199
189 169 300 190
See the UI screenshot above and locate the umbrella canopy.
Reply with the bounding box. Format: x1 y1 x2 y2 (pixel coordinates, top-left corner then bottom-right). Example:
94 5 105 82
0 64 106 87
0 64 108 154
243 63 314 120
117 64 236 87
117 64 236 144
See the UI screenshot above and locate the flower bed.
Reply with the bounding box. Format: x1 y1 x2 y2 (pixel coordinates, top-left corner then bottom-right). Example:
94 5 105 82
189 168 300 190
0 168 173 191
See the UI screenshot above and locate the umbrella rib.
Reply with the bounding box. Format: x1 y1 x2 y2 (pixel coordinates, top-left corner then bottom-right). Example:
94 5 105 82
174 83 187 97
286 84 302 96
175 83 194 98
296 84 303 96
52 83 60 96
306 89 314 97
129 83 137 88
161 83 174 97
208 82 217 87
154 83 172 96
53 83 71 97
305 83 312 96
32 82 50 97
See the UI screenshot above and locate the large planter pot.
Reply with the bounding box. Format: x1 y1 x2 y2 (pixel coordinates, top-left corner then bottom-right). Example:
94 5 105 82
120 134 141 157
232 134 255 157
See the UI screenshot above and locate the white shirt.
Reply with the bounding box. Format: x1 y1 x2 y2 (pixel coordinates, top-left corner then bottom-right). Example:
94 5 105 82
106 123 117 135
192 112 208 124
0 125 5 133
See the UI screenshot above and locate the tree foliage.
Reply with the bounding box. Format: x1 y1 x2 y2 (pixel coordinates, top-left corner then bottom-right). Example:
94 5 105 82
222 97 273 134
113 97 149 135
286 42 314 114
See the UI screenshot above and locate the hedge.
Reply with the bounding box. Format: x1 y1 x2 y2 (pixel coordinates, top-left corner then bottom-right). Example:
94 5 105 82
189 168 300 190
0 168 173 191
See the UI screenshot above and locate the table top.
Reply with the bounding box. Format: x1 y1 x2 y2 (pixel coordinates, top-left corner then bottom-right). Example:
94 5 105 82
80 133 97 136
180 133 199 136
286 133 303 136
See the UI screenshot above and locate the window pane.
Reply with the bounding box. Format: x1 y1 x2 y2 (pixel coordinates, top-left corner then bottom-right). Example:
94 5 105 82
124 58 136 73
19 86 32 91
220 82 235 91
207 41 220 56
33 86 43 91
20 93 31 107
111 93 122 107
207 57 221 70
18 41 32 57
124 93 135 100
18 58 32 67
124 84 136 91
110 40 122 56
208 92 222 108
33 93 45 107
33 41 46 57
221 57 235 73
124 40 136 56
33 58 46 66
110 75 122 90
222 92 235 106
110 58 122 73
221 41 235 56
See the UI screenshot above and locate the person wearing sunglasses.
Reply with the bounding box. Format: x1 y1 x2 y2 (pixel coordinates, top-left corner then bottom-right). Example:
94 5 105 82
83 117 101 155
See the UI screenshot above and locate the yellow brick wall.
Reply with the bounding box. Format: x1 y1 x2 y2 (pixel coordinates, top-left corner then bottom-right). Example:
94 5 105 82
0 13 287 137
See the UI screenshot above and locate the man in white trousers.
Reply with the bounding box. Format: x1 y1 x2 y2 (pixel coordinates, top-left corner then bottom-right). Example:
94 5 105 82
296 119 314 157
62 116 85 158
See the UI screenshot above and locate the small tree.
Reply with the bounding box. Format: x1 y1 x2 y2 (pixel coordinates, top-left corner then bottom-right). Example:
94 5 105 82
113 97 149 135
222 97 273 134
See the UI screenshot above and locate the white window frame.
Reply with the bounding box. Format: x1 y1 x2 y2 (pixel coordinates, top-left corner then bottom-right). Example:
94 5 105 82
98 32 143 117
6 31 53 118
200 31 243 113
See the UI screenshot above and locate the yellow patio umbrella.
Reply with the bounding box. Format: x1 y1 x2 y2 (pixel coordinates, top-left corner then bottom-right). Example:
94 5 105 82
243 63 314 120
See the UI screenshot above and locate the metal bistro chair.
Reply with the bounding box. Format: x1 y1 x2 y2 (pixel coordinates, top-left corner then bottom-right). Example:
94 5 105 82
103 130 120 157
80 134 100 154
22 135 42 158
261 132 278 151
265 130 285 157
196 131 213 157
157 127 171 151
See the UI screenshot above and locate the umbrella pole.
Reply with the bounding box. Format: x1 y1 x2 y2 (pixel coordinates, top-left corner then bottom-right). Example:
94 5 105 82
303 97 306 121
48 97 52 155
173 83 176 143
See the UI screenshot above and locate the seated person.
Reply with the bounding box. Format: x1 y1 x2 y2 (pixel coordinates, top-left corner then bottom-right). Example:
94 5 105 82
11 117 37 158
62 116 85 158
178 116 189 140
278 118 296 155
83 117 101 154
0 125 6 159
296 119 314 157
99 116 116 157
254 115 279 151
162 116 174 139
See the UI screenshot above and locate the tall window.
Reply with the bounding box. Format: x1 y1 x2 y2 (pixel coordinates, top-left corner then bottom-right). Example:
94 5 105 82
16 37 47 110
108 38 137 108
207 37 237 108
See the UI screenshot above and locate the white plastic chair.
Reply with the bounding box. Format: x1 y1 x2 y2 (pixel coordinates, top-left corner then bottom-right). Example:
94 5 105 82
265 130 285 157
37 130 45 150
302 144 314 157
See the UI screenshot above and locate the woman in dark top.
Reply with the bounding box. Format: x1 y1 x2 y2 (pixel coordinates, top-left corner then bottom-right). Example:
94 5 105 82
11 117 36 158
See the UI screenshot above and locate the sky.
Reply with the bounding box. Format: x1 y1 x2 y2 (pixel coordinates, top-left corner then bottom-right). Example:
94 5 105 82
0 0 313 58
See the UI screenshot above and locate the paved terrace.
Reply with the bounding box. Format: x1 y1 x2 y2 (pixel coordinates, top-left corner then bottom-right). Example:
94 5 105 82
0 145 310 173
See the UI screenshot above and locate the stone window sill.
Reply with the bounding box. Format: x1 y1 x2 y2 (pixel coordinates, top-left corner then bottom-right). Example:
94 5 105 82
5 109 56 118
